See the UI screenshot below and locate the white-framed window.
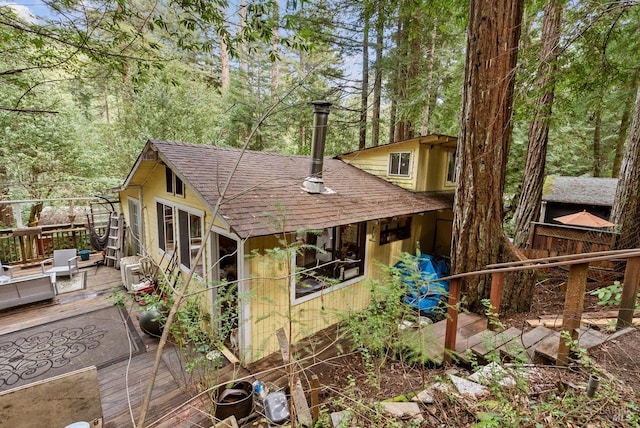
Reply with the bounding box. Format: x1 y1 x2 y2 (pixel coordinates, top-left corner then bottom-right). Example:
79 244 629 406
157 202 175 253
389 152 411 176
293 222 366 303
165 166 185 197
156 198 203 272
446 150 456 184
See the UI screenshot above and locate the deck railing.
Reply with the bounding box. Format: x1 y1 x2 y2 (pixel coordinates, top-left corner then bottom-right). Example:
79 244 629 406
442 248 640 366
0 223 107 266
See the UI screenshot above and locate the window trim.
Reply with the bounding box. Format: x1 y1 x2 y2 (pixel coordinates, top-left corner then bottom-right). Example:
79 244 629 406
388 151 412 177
290 223 367 305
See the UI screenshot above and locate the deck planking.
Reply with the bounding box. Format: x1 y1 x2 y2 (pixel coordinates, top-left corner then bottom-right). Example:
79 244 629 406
0 254 211 427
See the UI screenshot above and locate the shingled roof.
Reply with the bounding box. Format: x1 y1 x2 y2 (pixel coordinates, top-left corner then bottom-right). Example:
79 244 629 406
133 140 452 239
542 176 618 206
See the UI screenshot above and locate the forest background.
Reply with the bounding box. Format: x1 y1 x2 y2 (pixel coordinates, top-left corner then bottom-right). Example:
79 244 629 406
0 0 638 230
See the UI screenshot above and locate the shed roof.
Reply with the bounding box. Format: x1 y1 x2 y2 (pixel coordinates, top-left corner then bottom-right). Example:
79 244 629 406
542 176 617 206
127 140 452 239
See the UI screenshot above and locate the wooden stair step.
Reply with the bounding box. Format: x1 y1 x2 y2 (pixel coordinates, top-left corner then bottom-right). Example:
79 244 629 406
498 326 556 362
470 327 522 358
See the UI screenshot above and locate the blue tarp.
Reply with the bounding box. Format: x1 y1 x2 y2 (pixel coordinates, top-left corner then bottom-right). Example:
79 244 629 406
395 254 450 317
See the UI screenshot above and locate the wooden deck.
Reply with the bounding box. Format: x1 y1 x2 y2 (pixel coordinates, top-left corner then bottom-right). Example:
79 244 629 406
0 254 212 427
0 255 353 427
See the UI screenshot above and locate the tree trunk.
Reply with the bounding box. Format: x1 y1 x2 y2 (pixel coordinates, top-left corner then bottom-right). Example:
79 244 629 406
240 0 248 76
392 12 406 143
612 69 639 177
512 0 563 248
0 167 13 227
359 7 370 150
452 0 525 313
271 1 280 101
220 23 230 92
371 4 384 147
592 101 602 177
611 85 640 250
421 19 438 136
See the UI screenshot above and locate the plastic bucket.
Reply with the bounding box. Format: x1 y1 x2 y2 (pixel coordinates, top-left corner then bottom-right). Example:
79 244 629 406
79 250 90 261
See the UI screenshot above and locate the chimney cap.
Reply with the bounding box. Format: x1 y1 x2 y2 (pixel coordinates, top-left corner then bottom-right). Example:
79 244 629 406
311 100 332 112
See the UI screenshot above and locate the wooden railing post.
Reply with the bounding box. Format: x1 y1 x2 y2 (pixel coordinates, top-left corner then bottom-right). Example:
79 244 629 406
557 262 589 366
617 256 640 330
443 278 461 365
488 272 504 330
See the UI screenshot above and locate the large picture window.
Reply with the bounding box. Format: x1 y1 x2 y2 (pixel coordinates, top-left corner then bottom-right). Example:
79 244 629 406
294 223 366 300
156 200 203 272
389 152 411 176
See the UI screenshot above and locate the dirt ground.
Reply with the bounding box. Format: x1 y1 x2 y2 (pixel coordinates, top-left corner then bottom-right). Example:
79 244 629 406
312 277 640 427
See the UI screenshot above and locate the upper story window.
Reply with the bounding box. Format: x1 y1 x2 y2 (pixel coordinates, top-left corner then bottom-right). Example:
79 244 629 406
294 223 366 302
446 150 456 184
389 152 411 176
165 166 185 197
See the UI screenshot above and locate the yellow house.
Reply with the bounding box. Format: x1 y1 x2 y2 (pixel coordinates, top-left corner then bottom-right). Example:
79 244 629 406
118 128 456 363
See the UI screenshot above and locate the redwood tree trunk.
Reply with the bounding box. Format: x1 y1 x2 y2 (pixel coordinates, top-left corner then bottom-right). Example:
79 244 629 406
371 5 383 147
592 101 603 177
512 0 563 248
359 7 370 150
612 69 639 177
452 0 525 313
611 85 640 250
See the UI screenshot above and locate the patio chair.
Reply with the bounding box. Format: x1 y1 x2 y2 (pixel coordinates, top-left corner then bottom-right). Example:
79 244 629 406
41 249 79 279
0 261 14 284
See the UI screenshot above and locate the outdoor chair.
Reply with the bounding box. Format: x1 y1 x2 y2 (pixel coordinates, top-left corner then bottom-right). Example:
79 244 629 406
0 260 14 284
41 249 79 279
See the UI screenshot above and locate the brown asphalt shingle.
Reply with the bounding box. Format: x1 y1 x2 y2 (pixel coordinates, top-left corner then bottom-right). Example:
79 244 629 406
150 140 452 239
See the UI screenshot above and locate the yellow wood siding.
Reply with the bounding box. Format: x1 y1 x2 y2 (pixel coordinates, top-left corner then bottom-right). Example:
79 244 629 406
244 214 451 362
118 160 230 322
340 136 457 192
341 141 420 190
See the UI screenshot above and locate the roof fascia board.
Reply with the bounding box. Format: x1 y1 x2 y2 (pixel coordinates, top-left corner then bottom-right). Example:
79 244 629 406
119 140 156 190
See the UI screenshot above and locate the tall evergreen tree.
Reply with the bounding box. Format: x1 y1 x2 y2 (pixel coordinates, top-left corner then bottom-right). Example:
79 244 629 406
452 0 526 313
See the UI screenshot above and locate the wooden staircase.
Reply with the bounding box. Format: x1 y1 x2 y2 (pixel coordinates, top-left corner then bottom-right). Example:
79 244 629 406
403 314 634 366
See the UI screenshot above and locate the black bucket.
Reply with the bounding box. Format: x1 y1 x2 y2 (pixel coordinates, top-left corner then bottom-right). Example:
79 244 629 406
214 381 254 421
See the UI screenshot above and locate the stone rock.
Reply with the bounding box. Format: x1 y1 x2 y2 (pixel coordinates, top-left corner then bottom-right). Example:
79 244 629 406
468 362 517 387
331 410 353 427
378 402 424 423
449 374 490 399
411 389 435 404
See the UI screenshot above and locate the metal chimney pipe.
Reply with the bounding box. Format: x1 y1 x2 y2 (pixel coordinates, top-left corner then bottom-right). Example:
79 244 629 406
304 100 332 193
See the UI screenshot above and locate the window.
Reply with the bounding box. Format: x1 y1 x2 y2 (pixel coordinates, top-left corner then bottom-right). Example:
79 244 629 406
389 152 411 176
165 166 185 196
178 209 202 270
379 217 412 245
446 150 456 184
157 202 175 253
294 223 366 300
156 200 203 273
